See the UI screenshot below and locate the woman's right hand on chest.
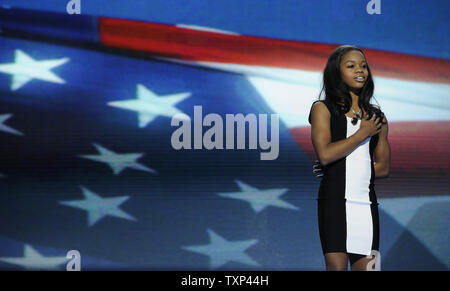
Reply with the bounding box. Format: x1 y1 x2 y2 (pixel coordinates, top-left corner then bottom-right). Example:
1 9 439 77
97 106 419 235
358 113 382 138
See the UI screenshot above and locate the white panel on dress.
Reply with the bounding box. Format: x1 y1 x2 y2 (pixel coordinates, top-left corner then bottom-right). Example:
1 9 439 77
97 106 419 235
346 201 373 255
345 116 373 255
345 117 372 203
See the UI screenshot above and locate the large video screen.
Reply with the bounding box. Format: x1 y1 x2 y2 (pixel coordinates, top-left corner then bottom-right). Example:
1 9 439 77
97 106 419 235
0 0 448 271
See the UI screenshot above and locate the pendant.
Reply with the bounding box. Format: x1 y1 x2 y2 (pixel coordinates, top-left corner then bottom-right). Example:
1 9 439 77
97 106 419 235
351 108 361 125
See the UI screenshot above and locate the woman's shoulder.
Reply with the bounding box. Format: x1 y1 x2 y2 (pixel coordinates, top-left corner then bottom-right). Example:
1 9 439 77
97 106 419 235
380 111 388 123
308 100 332 124
369 105 388 124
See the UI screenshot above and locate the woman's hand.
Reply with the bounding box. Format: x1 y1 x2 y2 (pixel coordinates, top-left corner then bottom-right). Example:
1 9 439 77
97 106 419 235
313 159 324 178
358 113 382 138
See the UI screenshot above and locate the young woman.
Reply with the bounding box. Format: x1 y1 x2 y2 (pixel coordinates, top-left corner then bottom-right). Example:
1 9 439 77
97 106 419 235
308 45 391 271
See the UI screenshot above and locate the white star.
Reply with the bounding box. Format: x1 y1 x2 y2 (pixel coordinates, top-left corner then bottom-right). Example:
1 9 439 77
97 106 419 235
217 180 299 213
59 186 136 227
182 229 259 269
0 49 69 91
79 143 157 175
107 84 191 128
0 244 67 270
0 114 23 136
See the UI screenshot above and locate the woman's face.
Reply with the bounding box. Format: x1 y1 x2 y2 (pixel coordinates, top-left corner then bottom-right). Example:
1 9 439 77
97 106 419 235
340 50 368 90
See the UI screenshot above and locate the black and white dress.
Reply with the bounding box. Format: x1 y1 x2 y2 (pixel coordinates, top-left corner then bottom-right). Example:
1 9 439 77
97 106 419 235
308 100 380 256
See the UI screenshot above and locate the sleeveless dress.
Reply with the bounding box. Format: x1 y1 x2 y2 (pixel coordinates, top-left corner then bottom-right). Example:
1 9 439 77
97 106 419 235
308 100 380 256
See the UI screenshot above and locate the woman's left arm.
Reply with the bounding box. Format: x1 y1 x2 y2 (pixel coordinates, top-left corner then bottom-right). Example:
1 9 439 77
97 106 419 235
374 114 391 179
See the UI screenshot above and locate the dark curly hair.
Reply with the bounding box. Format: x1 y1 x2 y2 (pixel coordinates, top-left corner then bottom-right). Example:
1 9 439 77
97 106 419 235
318 45 386 123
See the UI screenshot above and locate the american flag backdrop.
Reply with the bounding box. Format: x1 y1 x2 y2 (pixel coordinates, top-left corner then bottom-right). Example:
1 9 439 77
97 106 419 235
0 0 449 270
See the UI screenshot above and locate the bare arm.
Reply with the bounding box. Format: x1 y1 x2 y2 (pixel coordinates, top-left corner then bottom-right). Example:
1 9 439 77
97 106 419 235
310 102 381 166
374 115 391 178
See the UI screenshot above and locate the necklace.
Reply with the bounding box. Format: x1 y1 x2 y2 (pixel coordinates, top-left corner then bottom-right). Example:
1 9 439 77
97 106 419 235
352 108 362 119
351 108 361 125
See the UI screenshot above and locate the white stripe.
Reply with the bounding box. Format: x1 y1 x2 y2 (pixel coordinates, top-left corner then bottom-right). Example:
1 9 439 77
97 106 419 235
176 24 239 35
248 73 450 127
148 60 450 127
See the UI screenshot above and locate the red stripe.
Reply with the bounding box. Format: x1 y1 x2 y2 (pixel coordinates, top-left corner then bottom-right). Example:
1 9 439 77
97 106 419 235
293 121 450 198
99 17 450 84
291 121 450 173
